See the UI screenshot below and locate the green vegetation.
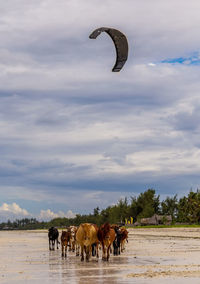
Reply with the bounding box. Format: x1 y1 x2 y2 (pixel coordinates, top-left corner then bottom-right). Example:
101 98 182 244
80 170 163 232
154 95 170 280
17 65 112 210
1 188 200 230
130 224 200 229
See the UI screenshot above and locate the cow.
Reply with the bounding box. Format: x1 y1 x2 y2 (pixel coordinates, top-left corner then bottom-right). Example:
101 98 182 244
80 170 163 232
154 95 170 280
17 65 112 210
91 224 99 258
69 226 77 252
61 229 71 257
48 227 59 250
113 226 123 256
120 227 128 252
97 222 115 261
76 223 99 262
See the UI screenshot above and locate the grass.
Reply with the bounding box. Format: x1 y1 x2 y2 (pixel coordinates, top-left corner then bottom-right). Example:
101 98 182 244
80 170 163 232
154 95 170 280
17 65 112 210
127 224 200 229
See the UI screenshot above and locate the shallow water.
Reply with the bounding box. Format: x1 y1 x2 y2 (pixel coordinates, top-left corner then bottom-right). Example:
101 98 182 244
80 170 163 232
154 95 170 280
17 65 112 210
1 229 200 283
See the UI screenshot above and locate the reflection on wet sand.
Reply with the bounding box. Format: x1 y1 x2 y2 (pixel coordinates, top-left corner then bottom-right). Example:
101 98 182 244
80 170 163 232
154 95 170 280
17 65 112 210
48 249 126 284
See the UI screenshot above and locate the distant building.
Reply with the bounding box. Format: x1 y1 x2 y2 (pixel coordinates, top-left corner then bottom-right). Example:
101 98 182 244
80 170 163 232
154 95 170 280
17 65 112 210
137 214 172 226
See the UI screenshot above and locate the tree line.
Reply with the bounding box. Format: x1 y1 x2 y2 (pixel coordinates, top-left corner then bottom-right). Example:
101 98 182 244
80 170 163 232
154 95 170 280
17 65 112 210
1 188 200 230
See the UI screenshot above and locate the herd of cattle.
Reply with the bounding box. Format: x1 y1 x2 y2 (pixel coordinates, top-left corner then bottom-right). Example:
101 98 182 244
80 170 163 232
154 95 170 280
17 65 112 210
48 223 128 262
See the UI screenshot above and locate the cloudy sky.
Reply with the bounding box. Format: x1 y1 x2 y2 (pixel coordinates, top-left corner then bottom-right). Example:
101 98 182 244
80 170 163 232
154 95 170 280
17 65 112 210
1 0 200 221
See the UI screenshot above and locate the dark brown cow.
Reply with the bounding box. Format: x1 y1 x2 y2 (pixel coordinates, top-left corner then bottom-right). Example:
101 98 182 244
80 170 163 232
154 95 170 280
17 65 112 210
48 227 59 250
61 229 71 257
112 226 123 256
97 222 115 261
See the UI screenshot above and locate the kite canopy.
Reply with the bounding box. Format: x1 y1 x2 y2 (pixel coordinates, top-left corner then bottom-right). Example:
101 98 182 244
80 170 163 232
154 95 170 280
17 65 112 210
89 27 128 72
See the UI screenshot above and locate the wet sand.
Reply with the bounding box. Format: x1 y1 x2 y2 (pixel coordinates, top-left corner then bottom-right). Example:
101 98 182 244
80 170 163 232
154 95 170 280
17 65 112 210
1 228 200 283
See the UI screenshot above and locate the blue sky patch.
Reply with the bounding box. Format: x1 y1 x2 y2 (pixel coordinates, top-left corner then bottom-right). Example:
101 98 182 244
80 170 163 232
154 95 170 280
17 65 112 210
161 53 200 65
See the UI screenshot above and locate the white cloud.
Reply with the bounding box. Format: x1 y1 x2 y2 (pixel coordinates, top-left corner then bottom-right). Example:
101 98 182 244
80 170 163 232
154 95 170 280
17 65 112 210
0 0 200 90
0 202 29 216
38 209 76 221
0 202 30 222
0 202 76 222
1 0 200 214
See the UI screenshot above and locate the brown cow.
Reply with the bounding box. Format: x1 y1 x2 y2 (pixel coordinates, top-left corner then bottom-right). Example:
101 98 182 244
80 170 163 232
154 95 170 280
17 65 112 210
120 227 128 252
76 223 99 262
98 222 115 261
61 229 71 257
69 225 77 252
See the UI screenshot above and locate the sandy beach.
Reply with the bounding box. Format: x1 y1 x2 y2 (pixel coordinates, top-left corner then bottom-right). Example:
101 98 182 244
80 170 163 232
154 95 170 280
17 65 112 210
1 227 200 283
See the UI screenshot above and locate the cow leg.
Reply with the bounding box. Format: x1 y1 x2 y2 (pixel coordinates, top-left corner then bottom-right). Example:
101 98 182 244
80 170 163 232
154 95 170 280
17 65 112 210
92 244 95 257
96 243 99 259
121 240 125 252
72 241 75 252
107 244 111 261
113 242 116 255
121 241 123 253
49 239 51 250
61 244 64 257
57 239 59 249
76 243 80 256
86 246 90 262
81 245 84 261
102 243 106 261
65 245 67 258
68 240 72 251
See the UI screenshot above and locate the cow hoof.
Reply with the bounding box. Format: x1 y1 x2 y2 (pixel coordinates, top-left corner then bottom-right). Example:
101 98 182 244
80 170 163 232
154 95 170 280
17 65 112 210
81 257 84 262
76 253 79 256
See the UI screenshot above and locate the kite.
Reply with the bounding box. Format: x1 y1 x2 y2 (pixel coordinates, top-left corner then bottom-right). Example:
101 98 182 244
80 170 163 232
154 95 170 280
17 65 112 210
89 27 128 72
